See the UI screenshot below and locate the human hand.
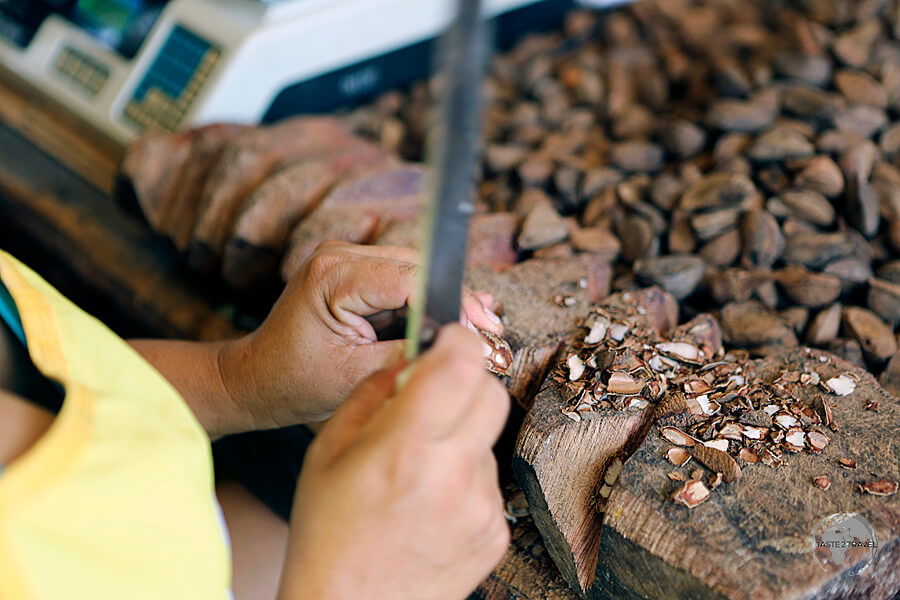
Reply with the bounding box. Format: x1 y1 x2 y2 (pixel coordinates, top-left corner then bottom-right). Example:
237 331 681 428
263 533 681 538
278 325 511 600
218 242 503 428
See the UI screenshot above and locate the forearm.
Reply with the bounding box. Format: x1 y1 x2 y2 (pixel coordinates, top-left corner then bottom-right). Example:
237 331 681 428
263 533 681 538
130 335 330 437
129 339 249 439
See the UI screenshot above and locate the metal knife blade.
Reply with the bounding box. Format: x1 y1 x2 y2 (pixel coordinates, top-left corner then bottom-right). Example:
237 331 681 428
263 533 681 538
406 0 489 358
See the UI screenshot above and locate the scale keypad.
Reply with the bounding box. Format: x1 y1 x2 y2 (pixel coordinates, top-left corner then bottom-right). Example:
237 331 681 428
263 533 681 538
54 45 110 97
123 25 219 133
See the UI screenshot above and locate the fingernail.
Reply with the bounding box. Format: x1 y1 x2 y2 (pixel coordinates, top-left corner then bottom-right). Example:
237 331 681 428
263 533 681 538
466 320 479 333
382 342 408 369
485 309 502 325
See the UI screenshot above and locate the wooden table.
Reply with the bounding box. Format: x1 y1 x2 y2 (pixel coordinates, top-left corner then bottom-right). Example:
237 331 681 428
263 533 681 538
0 77 577 600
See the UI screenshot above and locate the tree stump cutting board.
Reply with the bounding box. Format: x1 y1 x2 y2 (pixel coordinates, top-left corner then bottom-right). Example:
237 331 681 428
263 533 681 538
514 289 900 599
467 255 611 408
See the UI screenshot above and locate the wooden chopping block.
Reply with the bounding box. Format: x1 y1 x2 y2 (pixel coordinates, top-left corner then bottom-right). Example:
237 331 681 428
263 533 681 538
512 287 682 593
594 348 900 600
513 287 900 599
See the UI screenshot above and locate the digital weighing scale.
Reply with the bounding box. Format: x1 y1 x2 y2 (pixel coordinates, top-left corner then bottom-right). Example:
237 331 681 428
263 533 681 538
0 0 581 146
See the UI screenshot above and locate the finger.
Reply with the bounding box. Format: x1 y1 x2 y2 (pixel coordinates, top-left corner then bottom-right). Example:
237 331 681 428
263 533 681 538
380 325 486 440
467 455 506 547
317 241 420 264
309 364 405 466
473 291 497 311
325 247 503 337
453 373 510 452
476 452 504 513
324 255 420 320
479 451 502 487
461 291 503 335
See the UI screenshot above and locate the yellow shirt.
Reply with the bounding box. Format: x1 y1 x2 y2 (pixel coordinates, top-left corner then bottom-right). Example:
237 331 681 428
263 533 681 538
0 252 231 599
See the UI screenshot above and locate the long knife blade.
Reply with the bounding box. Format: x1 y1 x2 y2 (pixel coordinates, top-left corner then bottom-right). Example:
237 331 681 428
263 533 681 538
406 0 489 358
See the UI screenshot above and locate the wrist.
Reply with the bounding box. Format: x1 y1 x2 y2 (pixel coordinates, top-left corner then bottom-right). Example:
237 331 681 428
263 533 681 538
215 335 267 433
217 332 325 431
277 555 372 600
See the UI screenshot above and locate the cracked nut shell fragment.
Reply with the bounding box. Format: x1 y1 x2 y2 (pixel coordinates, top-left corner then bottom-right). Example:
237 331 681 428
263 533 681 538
672 479 711 508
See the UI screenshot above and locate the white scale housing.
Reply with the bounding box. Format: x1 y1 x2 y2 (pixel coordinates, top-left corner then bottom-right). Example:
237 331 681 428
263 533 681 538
0 0 584 146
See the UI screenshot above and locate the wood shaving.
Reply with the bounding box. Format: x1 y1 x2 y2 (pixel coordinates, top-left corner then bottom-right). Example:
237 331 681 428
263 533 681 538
807 431 829 452
656 342 702 362
739 448 760 463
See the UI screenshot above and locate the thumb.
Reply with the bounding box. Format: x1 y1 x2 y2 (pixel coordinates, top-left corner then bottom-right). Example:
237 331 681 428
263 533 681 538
310 360 405 466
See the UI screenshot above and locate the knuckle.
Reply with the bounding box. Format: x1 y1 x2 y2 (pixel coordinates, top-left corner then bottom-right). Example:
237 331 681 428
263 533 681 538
434 482 465 514
440 452 475 488
371 258 416 282
472 496 498 531
398 261 419 282
383 438 426 490
305 248 339 277
416 469 464 513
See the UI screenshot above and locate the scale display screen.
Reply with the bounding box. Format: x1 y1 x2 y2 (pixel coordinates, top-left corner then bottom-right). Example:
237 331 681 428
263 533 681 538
70 0 164 58
0 0 164 58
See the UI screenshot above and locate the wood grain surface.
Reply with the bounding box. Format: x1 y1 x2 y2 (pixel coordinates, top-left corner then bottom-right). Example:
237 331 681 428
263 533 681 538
595 348 900 600
0 69 122 193
0 125 239 341
513 288 680 594
514 282 900 599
